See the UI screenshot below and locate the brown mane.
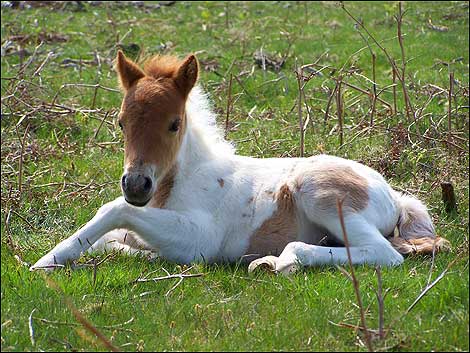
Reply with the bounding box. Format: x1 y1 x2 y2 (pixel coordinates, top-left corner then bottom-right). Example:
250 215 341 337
143 55 185 79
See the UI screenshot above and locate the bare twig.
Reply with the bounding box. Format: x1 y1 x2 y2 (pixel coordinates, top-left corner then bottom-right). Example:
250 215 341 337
336 77 344 147
340 2 415 121
336 197 374 352
356 27 378 124
392 69 397 114
405 257 458 315
92 111 110 141
324 84 338 123
32 51 54 77
370 52 377 125
385 254 462 339
165 277 184 297
233 74 254 101
17 41 44 78
17 123 30 198
448 71 454 133
341 81 392 111
51 83 119 106
295 60 305 157
225 73 233 139
133 273 204 284
328 320 382 336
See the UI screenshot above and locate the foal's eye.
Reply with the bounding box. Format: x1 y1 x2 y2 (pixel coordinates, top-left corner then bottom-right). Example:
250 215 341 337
169 118 181 132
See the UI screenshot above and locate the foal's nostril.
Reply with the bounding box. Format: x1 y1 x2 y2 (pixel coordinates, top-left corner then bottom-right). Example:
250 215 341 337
143 177 152 192
121 175 128 189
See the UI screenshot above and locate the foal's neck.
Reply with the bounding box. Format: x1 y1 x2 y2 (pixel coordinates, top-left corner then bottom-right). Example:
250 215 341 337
172 86 235 176
177 118 220 170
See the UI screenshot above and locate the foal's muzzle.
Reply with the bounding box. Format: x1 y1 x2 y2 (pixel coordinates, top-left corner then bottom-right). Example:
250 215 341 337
121 173 153 207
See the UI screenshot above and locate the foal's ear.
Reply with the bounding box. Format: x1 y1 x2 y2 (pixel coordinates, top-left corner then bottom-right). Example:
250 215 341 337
174 55 198 96
116 50 145 90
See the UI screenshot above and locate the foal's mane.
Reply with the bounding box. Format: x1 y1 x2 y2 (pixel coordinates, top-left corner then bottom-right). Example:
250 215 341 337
143 55 182 79
144 54 235 157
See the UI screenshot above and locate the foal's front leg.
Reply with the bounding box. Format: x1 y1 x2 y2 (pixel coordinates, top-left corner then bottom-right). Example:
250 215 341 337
31 197 216 270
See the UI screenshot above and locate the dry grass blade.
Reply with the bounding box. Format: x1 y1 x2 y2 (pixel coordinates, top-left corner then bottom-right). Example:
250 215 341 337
375 266 384 339
28 308 37 347
34 317 134 332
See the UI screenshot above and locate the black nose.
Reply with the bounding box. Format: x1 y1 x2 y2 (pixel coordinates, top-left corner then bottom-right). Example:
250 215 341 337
121 173 153 206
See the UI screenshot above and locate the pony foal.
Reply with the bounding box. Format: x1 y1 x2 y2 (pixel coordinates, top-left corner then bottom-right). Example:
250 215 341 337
31 51 450 274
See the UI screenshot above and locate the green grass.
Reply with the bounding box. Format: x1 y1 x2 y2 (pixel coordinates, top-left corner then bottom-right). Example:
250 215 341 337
1 1 469 351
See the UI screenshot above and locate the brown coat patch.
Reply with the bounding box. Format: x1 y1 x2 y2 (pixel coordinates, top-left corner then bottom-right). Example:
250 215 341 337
149 164 177 208
297 164 369 212
246 184 298 256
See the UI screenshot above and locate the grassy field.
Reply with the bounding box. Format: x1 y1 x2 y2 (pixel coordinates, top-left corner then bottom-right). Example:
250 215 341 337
1 1 469 351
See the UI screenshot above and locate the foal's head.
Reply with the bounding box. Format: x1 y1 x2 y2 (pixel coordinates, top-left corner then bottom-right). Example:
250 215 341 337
116 51 198 206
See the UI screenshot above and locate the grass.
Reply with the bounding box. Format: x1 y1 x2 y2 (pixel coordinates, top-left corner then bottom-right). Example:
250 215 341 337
1 1 469 351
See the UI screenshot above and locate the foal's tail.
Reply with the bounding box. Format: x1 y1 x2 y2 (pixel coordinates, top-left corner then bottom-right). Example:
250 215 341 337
389 192 451 255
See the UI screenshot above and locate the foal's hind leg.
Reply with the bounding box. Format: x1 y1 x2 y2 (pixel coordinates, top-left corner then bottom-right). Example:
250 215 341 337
248 216 404 274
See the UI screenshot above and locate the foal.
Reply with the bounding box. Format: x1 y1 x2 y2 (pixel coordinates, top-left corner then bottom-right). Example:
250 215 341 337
31 51 449 274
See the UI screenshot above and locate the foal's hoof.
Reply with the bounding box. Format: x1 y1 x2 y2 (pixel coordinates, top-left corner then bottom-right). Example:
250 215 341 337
248 256 278 273
248 256 298 275
30 254 65 272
